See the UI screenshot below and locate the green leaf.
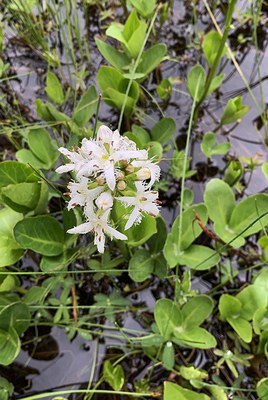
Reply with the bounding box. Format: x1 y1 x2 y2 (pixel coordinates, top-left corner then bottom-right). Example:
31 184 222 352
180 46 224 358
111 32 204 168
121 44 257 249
187 65 206 102
257 378 268 400
262 163 268 181
201 132 230 158
219 294 253 342
164 382 210 400
14 215 64 256
154 299 182 340
204 179 242 246
28 128 57 168
203 31 226 68
123 72 146 79
0 376 14 400
227 316 252 343
162 341 175 370
106 23 127 45
253 308 268 334
35 100 71 124
0 161 38 189
208 73 225 94
178 244 220 270
153 254 168 278
97 66 139 115
220 96 250 125
46 72 64 106
16 149 48 169
1 182 41 213
204 179 235 227
0 274 20 293
73 85 98 127
182 295 214 327
0 302 30 334
95 38 130 70
129 249 154 282
236 285 268 320
112 200 156 247
136 44 167 76
103 360 125 391
0 328 20 366
131 124 151 143
40 250 77 273
219 294 242 320
123 10 147 58
179 366 208 381
147 216 167 254
130 0 156 18
224 160 243 187
157 78 173 100
164 204 208 268
229 194 268 238
147 141 163 160
173 326 216 349
0 208 24 268
150 117 176 144
24 286 47 305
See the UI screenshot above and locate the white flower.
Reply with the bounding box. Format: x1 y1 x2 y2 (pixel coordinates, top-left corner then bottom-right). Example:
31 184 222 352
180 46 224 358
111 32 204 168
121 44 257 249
56 147 89 175
132 159 161 188
67 208 127 253
81 127 148 191
95 191 113 211
115 181 160 230
67 178 103 210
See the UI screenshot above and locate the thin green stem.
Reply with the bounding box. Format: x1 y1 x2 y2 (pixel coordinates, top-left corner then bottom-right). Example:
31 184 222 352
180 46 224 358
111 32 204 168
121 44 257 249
18 389 160 400
174 77 200 303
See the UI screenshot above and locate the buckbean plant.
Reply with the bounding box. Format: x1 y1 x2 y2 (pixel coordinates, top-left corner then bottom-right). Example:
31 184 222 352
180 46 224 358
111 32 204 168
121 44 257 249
0 0 268 399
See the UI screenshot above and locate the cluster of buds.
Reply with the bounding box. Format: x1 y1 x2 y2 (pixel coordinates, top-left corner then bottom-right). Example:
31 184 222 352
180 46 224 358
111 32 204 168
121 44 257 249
56 125 161 253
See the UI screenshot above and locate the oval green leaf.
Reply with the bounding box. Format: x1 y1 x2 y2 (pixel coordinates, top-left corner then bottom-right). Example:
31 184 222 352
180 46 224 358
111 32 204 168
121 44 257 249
14 215 64 256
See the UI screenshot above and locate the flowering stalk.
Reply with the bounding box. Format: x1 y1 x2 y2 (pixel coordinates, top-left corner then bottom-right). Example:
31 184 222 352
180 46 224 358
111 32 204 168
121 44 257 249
56 125 161 253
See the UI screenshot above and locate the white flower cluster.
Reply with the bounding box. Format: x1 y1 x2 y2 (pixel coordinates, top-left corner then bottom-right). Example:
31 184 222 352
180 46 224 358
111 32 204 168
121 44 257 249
56 125 161 253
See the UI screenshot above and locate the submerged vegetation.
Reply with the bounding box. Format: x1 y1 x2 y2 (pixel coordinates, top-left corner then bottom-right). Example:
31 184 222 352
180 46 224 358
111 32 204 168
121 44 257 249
1 0 268 399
